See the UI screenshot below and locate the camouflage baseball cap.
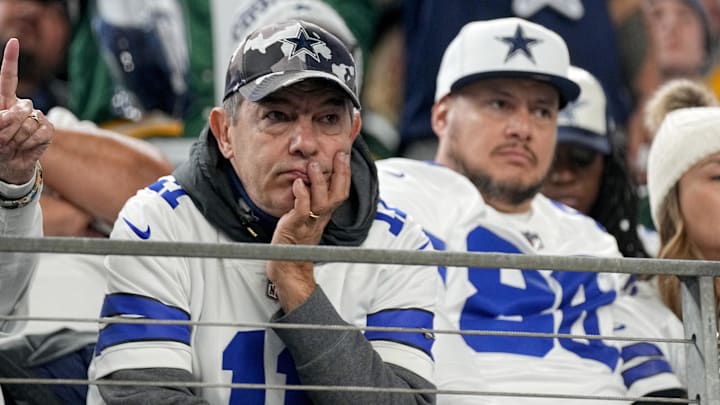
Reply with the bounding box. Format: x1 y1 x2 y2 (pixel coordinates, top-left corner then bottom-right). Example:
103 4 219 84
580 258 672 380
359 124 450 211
223 19 360 108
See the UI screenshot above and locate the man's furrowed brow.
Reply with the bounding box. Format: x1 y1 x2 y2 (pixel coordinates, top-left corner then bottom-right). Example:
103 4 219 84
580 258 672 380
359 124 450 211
259 93 349 110
323 95 348 107
257 94 290 107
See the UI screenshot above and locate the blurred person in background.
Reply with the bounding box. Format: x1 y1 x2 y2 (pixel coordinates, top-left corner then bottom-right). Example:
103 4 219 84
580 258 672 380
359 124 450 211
0 0 81 113
0 0 174 237
543 66 651 258
629 0 713 186
359 2 403 158
69 0 378 165
644 0 711 81
76 0 195 144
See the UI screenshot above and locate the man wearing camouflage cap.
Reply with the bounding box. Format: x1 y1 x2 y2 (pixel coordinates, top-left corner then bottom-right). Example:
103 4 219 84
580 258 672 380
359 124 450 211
87 20 439 404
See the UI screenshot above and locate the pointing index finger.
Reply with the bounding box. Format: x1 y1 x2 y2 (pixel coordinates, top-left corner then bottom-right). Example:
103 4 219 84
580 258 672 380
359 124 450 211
0 38 19 109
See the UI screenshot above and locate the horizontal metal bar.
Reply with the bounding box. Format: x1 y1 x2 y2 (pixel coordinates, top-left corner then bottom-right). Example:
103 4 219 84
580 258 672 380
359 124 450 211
2 236 720 277
0 315 692 344
0 378 696 403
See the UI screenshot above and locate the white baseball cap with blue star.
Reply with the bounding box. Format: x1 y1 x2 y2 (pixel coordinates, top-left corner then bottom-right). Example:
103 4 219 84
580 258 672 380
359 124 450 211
557 66 612 155
435 17 580 107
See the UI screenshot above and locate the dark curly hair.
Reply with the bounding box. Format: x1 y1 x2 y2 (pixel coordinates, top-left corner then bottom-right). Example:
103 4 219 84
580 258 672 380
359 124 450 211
589 142 649 258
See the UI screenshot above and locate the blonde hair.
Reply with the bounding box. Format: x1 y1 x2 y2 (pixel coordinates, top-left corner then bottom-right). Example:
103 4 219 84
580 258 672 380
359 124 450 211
655 185 706 317
644 78 718 134
656 184 720 321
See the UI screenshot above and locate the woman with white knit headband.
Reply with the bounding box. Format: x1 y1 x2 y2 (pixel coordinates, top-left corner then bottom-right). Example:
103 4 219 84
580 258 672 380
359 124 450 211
646 93 720 322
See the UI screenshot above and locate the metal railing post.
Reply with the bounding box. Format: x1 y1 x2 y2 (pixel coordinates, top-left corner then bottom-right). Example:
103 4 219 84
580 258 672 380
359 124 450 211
681 275 719 404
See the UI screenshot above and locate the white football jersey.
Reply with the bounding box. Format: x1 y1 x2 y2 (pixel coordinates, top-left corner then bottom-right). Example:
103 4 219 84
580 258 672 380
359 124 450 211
612 278 686 395
377 158 682 404
88 175 439 405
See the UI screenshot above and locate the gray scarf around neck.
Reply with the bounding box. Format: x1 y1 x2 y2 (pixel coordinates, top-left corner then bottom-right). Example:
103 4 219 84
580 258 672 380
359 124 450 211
172 127 379 246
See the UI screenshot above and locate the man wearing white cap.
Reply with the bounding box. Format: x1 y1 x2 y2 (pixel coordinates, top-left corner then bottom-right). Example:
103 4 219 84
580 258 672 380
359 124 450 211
543 66 652 258
378 17 685 403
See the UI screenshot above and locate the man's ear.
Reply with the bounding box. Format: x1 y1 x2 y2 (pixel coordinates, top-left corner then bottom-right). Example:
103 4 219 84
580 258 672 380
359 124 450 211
209 107 233 159
431 97 451 140
349 110 362 142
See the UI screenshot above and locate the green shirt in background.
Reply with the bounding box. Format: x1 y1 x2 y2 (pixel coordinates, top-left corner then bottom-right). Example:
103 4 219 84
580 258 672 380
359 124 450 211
67 0 376 141
68 0 214 138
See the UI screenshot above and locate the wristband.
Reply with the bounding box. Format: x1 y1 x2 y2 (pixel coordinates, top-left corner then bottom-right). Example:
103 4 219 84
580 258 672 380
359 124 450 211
0 162 43 209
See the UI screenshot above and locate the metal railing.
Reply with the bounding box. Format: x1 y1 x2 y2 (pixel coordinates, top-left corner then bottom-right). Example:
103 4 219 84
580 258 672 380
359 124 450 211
1 236 718 403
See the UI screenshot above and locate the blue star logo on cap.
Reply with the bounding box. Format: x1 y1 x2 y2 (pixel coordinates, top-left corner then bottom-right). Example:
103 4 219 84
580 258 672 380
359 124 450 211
281 25 325 62
497 25 542 64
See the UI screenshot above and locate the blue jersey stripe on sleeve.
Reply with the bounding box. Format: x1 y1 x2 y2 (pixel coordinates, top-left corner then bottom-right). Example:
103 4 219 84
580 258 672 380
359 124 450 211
96 293 192 355
100 293 190 319
365 308 434 358
621 342 664 362
96 323 192 355
622 358 673 388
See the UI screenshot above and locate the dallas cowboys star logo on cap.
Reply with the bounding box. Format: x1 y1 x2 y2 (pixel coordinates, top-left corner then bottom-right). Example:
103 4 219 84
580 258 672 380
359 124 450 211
497 24 542 64
281 25 325 62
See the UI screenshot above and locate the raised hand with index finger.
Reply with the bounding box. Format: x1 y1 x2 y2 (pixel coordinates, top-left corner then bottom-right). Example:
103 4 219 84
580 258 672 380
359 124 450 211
0 38 53 186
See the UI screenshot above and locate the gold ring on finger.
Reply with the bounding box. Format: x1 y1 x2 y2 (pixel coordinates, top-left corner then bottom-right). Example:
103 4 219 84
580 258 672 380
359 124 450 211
308 211 320 220
28 111 40 124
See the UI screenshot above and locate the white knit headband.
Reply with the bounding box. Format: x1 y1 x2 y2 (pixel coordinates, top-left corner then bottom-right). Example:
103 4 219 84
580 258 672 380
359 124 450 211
647 107 720 228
